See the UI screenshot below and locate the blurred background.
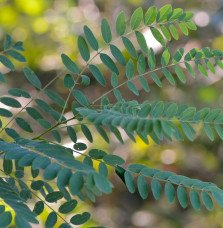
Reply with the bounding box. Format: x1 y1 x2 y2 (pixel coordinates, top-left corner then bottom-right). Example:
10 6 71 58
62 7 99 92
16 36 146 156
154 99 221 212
1 0 223 227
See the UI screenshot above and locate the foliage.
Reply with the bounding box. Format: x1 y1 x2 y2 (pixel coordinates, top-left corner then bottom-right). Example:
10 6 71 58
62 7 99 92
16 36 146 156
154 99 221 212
0 4 223 227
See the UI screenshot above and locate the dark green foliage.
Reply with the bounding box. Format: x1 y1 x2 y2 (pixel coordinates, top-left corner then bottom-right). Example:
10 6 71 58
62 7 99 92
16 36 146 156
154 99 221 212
0 5 223 227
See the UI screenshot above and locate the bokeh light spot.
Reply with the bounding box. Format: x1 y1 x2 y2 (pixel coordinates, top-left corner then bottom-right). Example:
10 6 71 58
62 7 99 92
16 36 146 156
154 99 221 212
32 18 49 34
15 0 45 16
194 11 210 27
161 149 177 165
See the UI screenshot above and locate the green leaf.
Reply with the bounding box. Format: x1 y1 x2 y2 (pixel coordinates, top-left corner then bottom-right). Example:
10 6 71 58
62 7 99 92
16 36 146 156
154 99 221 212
103 154 125 166
124 171 135 193
32 156 50 170
110 44 126 65
3 159 12 174
179 22 189 35
33 201 44 215
144 6 158 25
3 34 12 50
177 186 188 208
173 48 184 63
93 172 113 194
100 53 119 74
16 117 33 133
0 205 5 214
214 124 223 140
61 54 79 74
111 73 118 87
180 107 196 121
95 125 109 143
0 211 12 227
186 21 197 31
169 8 183 20
151 179 162 200
126 59 134 79
160 25 171 41
99 162 108 177
89 149 107 159
139 75 150 93
8 88 31 98
185 62 195 78
138 103 151 117
137 175 148 199
89 64 106 86
204 124 214 141
0 108 13 117
0 97 21 108
150 27 165 46
162 68 175 85
0 72 6 83
151 101 164 117
45 191 63 203
174 65 186 83
13 41 24 51
181 122 195 141
70 212 90 225
78 36 90 62
122 36 138 59
116 11 126 35
73 142 87 151
148 48 156 69
64 74 75 89
45 212 57 228
83 25 99 51
81 75 90 87
59 223 71 228
212 191 223 207
169 24 179 40
6 50 26 62
57 168 72 189
69 172 84 195
130 7 143 30
73 90 90 106
44 89 66 107
67 126 77 143
166 103 178 118
161 48 170 66
158 4 172 22
113 89 123 102
190 190 201 210
115 166 125 184
59 200 77 214
198 63 208 77
164 182 175 203
31 180 44 191
37 119 52 129
81 124 93 143
206 60 215 73
101 18 112 43
137 54 146 74
201 191 213 211
135 31 148 54
43 163 61 180
127 81 139 96
15 216 31 228
0 55 15 71
23 67 42 89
